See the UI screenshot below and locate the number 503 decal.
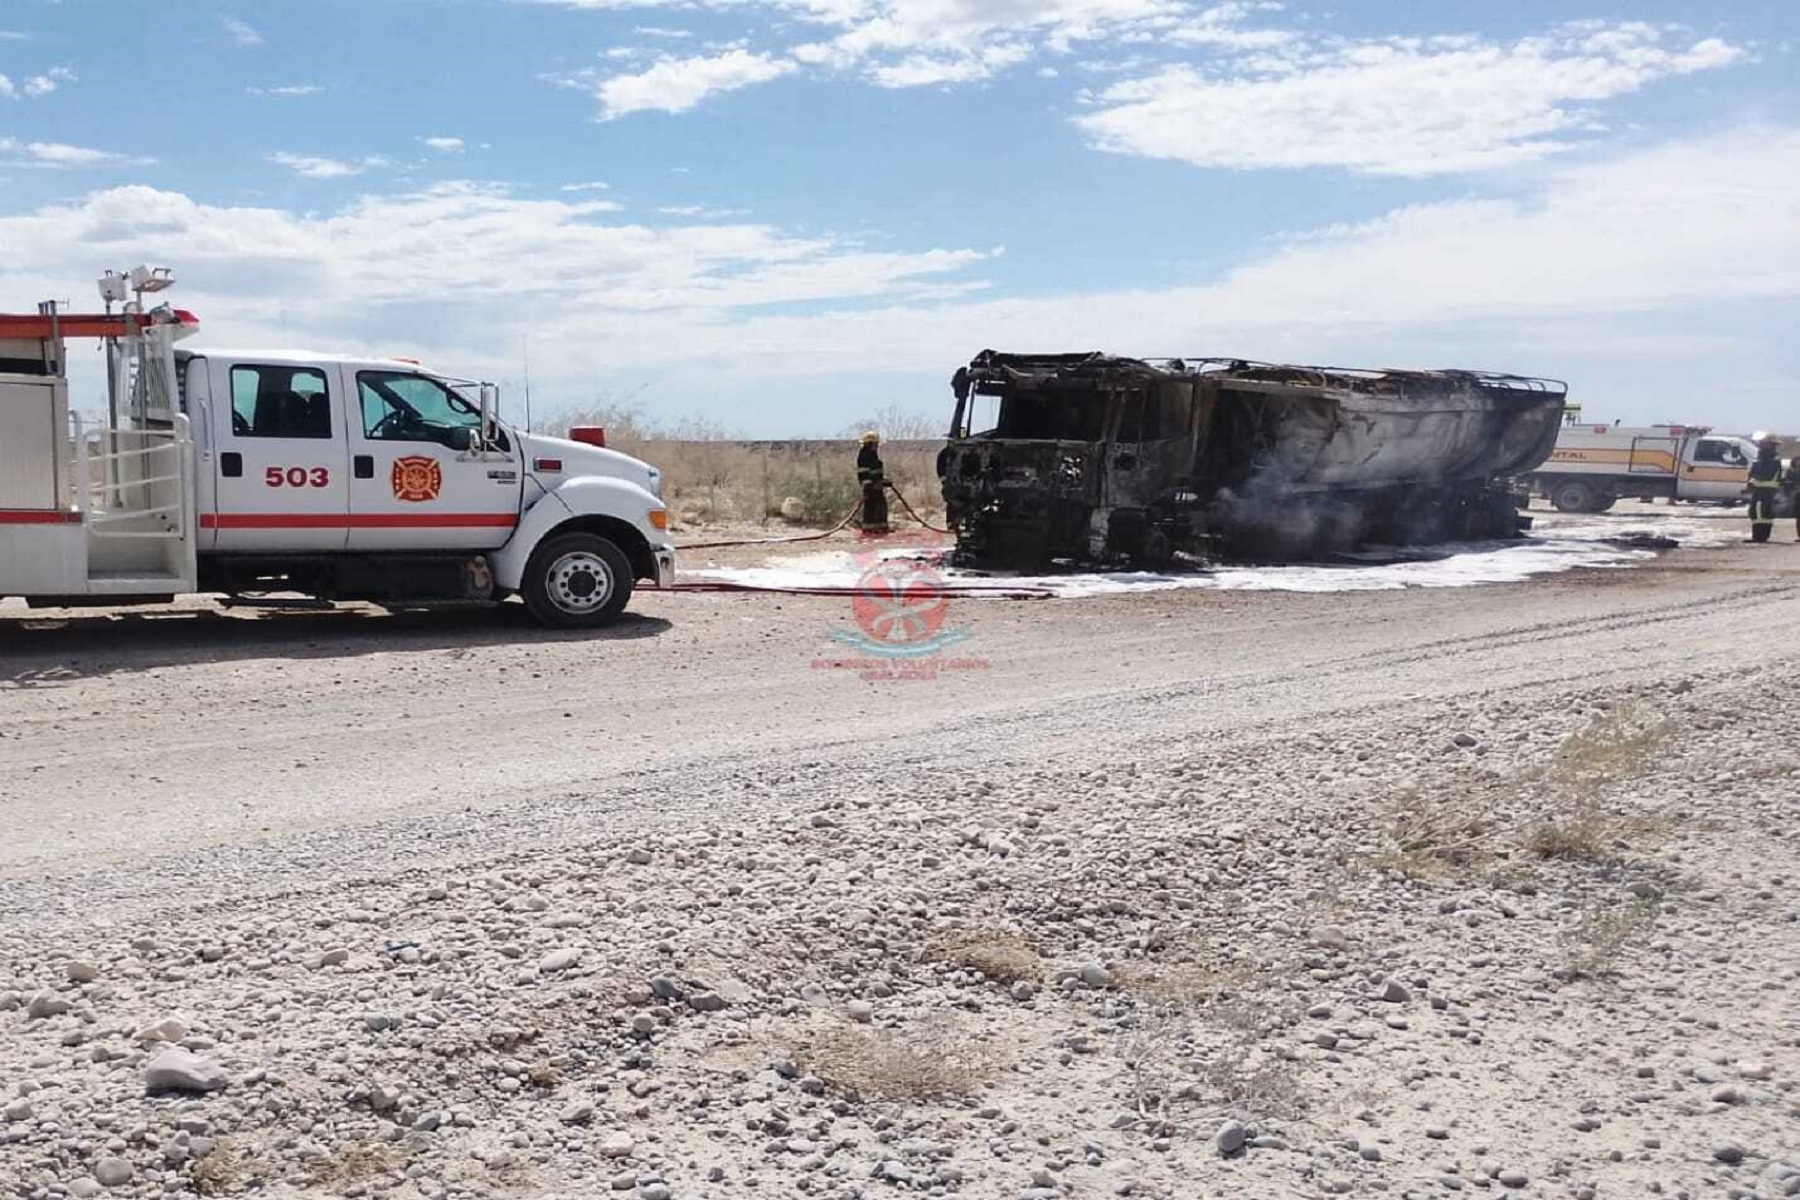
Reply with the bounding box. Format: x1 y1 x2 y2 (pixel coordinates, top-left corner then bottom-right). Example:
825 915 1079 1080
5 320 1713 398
265 466 331 488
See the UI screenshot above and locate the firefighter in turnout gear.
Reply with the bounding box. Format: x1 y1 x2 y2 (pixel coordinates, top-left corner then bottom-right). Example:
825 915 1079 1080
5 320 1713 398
1748 432 1783 543
857 430 891 534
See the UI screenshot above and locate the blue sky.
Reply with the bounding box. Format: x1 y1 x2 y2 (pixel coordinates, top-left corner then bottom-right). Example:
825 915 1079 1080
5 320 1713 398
1 0 1796 435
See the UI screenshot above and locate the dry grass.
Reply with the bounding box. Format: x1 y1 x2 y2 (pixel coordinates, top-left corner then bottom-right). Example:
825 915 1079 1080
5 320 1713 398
304 1143 404 1189
1372 706 1678 878
1113 958 1251 1007
189 1141 246 1196
546 401 947 526
1524 804 1617 861
922 928 1043 986
1533 704 1675 805
1196 1054 1308 1120
793 1018 1001 1102
1562 899 1660 979
1370 790 1498 879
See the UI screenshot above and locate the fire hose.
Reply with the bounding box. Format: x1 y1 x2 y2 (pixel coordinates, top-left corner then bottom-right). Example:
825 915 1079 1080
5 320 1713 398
668 482 1053 598
677 479 949 551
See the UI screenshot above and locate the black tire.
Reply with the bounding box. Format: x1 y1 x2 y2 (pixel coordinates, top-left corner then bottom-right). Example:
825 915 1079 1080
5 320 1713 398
1549 479 1600 513
520 532 634 628
1591 493 1617 513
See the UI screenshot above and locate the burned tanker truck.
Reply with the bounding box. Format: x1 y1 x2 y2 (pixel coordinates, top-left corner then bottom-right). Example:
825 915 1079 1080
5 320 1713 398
938 352 1567 569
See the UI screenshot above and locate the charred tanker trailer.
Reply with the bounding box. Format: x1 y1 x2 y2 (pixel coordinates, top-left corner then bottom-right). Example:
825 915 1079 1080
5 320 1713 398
938 352 1567 568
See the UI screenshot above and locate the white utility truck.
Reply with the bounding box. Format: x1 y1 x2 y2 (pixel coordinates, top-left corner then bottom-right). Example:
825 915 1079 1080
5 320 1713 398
0 269 673 627
1525 422 1756 513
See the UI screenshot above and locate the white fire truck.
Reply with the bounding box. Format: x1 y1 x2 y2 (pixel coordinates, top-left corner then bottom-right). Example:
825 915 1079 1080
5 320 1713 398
1525 422 1757 513
0 268 672 627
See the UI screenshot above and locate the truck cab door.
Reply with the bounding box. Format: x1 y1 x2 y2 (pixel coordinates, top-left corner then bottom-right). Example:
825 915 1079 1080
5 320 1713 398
1683 438 1748 500
343 368 522 551
206 359 350 551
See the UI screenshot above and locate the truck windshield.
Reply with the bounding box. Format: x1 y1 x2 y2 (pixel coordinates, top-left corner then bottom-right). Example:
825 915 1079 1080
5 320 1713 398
992 391 1109 441
358 371 482 449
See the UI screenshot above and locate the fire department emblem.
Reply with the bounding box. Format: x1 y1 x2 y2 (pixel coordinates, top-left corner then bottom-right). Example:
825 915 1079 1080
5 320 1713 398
390 456 442 503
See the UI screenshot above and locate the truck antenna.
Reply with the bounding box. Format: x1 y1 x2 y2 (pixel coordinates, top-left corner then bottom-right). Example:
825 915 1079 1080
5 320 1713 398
522 336 533 434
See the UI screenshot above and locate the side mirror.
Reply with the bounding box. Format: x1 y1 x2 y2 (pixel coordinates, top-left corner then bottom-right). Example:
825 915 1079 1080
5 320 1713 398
477 383 497 452
449 426 473 453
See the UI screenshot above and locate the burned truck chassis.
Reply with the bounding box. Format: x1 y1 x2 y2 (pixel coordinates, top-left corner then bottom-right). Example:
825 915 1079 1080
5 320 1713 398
938 352 1566 570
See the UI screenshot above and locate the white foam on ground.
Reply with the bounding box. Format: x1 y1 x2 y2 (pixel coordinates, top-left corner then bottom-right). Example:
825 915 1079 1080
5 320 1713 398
683 505 1751 598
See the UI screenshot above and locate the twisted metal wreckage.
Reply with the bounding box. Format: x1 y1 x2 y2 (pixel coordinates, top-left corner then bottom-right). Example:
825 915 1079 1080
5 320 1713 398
937 352 1569 569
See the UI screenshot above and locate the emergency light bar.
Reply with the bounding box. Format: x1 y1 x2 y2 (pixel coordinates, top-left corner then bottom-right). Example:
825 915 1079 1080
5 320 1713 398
0 309 200 340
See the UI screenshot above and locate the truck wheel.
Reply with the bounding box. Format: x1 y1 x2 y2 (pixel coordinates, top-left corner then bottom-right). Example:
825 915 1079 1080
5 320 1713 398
521 533 634 628
1549 480 1599 513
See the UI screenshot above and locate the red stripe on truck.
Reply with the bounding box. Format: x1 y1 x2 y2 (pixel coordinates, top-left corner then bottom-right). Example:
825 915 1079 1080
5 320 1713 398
200 513 519 530
0 509 83 524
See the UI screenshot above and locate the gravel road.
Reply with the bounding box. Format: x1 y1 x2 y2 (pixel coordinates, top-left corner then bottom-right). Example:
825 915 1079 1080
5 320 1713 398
1 511 1797 1200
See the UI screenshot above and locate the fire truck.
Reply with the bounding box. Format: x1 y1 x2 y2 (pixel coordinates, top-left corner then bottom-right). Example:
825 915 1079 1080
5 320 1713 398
0 268 673 627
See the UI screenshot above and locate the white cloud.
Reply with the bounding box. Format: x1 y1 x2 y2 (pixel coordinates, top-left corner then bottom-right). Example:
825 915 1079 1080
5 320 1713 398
421 136 467 153
522 4 1751 189
1077 24 1747 174
221 17 264 46
591 49 796 118
0 75 12 100
560 181 611 192
0 31 31 42
267 152 390 179
22 66 75 98
247 84 324 97
4 127 1793 430
0 138 150 168
0 179 987 342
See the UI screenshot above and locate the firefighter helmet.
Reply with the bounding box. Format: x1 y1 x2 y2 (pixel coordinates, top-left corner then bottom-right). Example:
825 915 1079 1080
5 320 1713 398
860 430 880 444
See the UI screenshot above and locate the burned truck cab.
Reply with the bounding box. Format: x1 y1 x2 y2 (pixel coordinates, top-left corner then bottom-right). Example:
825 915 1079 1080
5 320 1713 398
939 352 1210 569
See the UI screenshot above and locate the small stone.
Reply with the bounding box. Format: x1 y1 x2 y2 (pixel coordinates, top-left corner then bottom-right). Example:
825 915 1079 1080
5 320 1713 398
1377 978 1412 1003
1010 980 1037 1002
93 1158 134 1188
143 1048 230 1093
25 990 70 1020
561 1102 595 1125
687 992 727 1013
133 1017 186 1043
68 1180 103 1200
538 948 581 974
1079 962 1112 989
65 961 101 983
627 847 652 865
1715 1143 1746 1165
1712 1085 1746 1106
847 1000 874 1023
306 948 350 971
1497 1169 1529 1188
1739 1061 1775 1081
3 1098 31 1122
809 813 837 829
600 1131 635 1159
1216 1119 1247 1155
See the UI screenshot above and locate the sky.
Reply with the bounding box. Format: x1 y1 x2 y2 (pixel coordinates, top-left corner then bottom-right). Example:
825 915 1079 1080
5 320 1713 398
0 0 1795 436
